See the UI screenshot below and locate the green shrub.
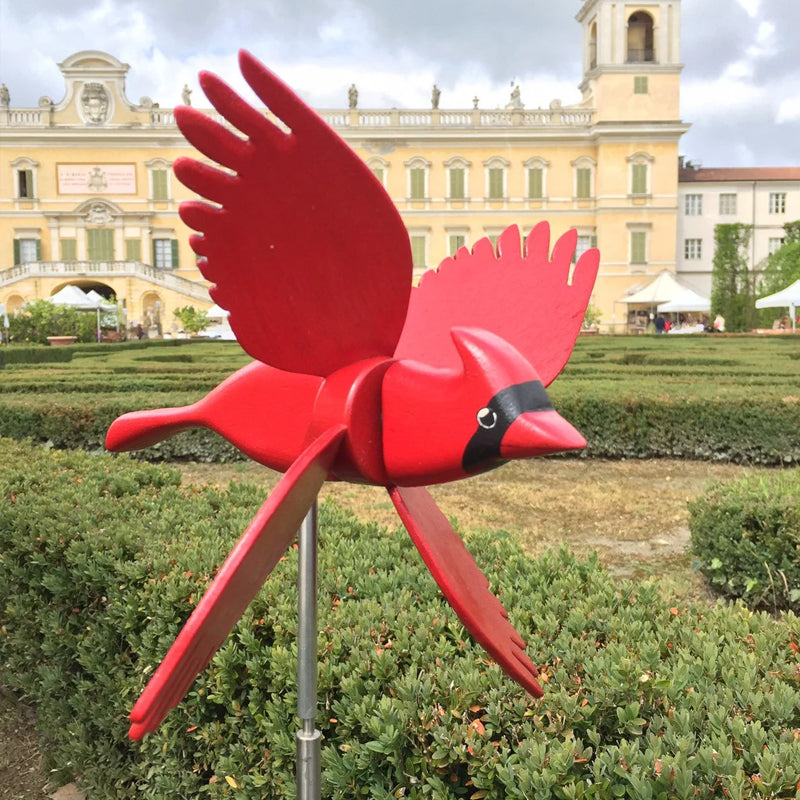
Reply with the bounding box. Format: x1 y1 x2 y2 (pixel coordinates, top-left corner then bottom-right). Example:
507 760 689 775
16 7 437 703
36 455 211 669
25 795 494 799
1 439 800 798
0 345 74 367
690 471 800 612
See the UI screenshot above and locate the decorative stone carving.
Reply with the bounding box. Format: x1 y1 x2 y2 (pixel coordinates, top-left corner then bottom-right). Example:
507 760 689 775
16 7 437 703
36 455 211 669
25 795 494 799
0 84 9 107
80 82 110 124
85 202 113 225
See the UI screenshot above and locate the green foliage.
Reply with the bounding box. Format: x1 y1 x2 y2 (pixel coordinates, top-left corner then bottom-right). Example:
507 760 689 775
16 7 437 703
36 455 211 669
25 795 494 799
173 305 211 335
1 439 800 798
0 345 74 368
690 471 800 612
711 224 756 332
756 221 800 326
9 299 99 344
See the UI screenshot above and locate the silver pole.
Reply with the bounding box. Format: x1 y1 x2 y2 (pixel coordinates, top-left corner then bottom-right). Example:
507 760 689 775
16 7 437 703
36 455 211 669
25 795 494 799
296 502 321 800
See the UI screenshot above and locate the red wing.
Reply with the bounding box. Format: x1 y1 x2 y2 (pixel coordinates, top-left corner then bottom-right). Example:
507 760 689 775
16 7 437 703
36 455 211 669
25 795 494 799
128 425 346 739
174 50 412 376
389 485 543 698
393 222 599 386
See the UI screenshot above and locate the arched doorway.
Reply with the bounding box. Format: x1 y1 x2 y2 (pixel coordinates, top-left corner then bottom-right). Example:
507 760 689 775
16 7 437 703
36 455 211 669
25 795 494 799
627 11 655 63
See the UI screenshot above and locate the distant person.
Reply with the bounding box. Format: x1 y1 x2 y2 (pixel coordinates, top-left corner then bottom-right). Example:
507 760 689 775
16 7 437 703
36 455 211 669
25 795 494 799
136 323 144 340
713 314 725 332
655 314 665 334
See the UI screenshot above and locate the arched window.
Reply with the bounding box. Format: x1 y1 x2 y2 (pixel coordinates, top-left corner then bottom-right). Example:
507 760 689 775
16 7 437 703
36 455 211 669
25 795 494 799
627 11 655 63
589 20 598 70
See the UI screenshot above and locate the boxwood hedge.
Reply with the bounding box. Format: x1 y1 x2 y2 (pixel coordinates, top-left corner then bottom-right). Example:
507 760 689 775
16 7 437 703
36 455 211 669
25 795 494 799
690 470 800 613
1 439 800 798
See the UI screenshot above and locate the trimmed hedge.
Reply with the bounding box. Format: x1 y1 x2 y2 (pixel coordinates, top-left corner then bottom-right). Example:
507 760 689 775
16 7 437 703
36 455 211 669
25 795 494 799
2 439 800 798
0 345 73 367
690 471 800 613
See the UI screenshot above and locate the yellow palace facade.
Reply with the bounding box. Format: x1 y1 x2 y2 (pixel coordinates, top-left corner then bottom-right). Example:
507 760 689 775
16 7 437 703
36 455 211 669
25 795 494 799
0 0 687 334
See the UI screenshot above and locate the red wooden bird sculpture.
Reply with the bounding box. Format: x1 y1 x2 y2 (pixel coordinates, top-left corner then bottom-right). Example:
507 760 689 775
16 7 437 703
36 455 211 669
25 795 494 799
106 50 599 740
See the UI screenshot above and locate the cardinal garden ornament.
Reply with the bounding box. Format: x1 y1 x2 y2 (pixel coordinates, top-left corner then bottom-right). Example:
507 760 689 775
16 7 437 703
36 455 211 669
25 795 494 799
105 51 600 740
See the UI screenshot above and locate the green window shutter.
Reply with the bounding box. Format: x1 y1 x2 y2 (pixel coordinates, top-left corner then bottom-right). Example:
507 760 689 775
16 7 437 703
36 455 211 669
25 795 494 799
590 234 598 248
371 167 385 185
152 169 168 201
488 168 504 199
528 168 543 199
152 239 157 266
60 238 77 261
448 234 466 255
410 235 426 267
88 229 114 260
576 168 591 199
631 231 647 263
410 168 425 199
13 239 20 265
125 238 142 261
634 76 649 94
18 169 33 198
171 239 179 268
35 239 42 260
632 163 647 194
449 168 465 199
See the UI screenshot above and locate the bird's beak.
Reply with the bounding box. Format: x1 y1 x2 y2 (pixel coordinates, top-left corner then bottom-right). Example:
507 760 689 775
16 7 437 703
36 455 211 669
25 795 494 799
500 409 586 459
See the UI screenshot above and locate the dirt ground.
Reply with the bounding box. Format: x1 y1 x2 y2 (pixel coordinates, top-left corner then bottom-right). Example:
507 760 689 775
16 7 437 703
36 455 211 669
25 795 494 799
0 457 765 798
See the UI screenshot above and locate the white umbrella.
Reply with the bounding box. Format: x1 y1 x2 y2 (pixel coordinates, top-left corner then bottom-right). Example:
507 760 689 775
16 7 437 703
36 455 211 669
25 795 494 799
755 279 800 332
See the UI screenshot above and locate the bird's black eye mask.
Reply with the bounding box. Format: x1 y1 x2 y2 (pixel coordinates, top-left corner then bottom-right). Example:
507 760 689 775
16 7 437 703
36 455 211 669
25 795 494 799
462 380 553 473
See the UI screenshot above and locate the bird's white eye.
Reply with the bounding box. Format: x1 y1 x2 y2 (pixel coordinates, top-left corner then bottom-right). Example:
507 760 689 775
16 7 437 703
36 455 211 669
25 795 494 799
477 407 498 429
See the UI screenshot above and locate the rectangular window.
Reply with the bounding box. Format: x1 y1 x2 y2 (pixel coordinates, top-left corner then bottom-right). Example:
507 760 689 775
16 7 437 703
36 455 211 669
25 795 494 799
527 168 544 199
576 167 592 199
770 192 787 214
572 234 597 264
371 167 385 186
17 169 33 199
449 168 465 200
769 237 785 255
87 228 114 260
14 238 41 265
633 76 649 94
151 169 169 201
409 168 426 199
630 231 647 264
153 239 178 269
60 238 77 261
684 238 702 259
125 238 142 261
631 163 648 195
488 168 504 199
719 193 737 215
409 235 427 268
684 194 702 215
448 234 466 255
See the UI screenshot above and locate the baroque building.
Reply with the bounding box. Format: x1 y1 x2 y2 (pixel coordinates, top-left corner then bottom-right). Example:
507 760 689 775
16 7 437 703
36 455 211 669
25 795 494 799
0 1 687 334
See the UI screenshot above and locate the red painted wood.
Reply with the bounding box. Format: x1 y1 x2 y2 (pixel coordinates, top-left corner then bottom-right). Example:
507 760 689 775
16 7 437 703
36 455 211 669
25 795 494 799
394 222 599 386
103 52 601 737
174 50 412 377
389 484 544 698
128 425 346 740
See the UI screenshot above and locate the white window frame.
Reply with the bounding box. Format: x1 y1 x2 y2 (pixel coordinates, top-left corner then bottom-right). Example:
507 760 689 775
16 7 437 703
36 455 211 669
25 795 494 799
769 192 787 215
684 238 702 260
408 230 429 269
684 193 703 215
769 237 785 255
719 193 737 215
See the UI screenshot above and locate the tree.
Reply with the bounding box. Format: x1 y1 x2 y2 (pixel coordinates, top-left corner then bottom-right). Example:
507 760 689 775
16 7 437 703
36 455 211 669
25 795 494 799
711 223 755 332
755 220 800 327
173 306 210 335
8 300 97 344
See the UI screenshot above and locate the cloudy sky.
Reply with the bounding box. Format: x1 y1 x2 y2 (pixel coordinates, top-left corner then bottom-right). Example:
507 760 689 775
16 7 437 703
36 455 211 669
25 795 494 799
0 0 796 168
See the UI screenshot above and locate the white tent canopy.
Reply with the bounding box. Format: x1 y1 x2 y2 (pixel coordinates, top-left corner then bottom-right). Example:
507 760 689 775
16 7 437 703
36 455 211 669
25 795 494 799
46 284 116 340
619 271 689 305
657 285 711 313
756 279 800 331
206 303 229 320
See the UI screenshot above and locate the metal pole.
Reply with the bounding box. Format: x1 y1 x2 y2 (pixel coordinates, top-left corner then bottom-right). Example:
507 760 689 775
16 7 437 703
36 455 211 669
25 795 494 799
296 502 321 800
